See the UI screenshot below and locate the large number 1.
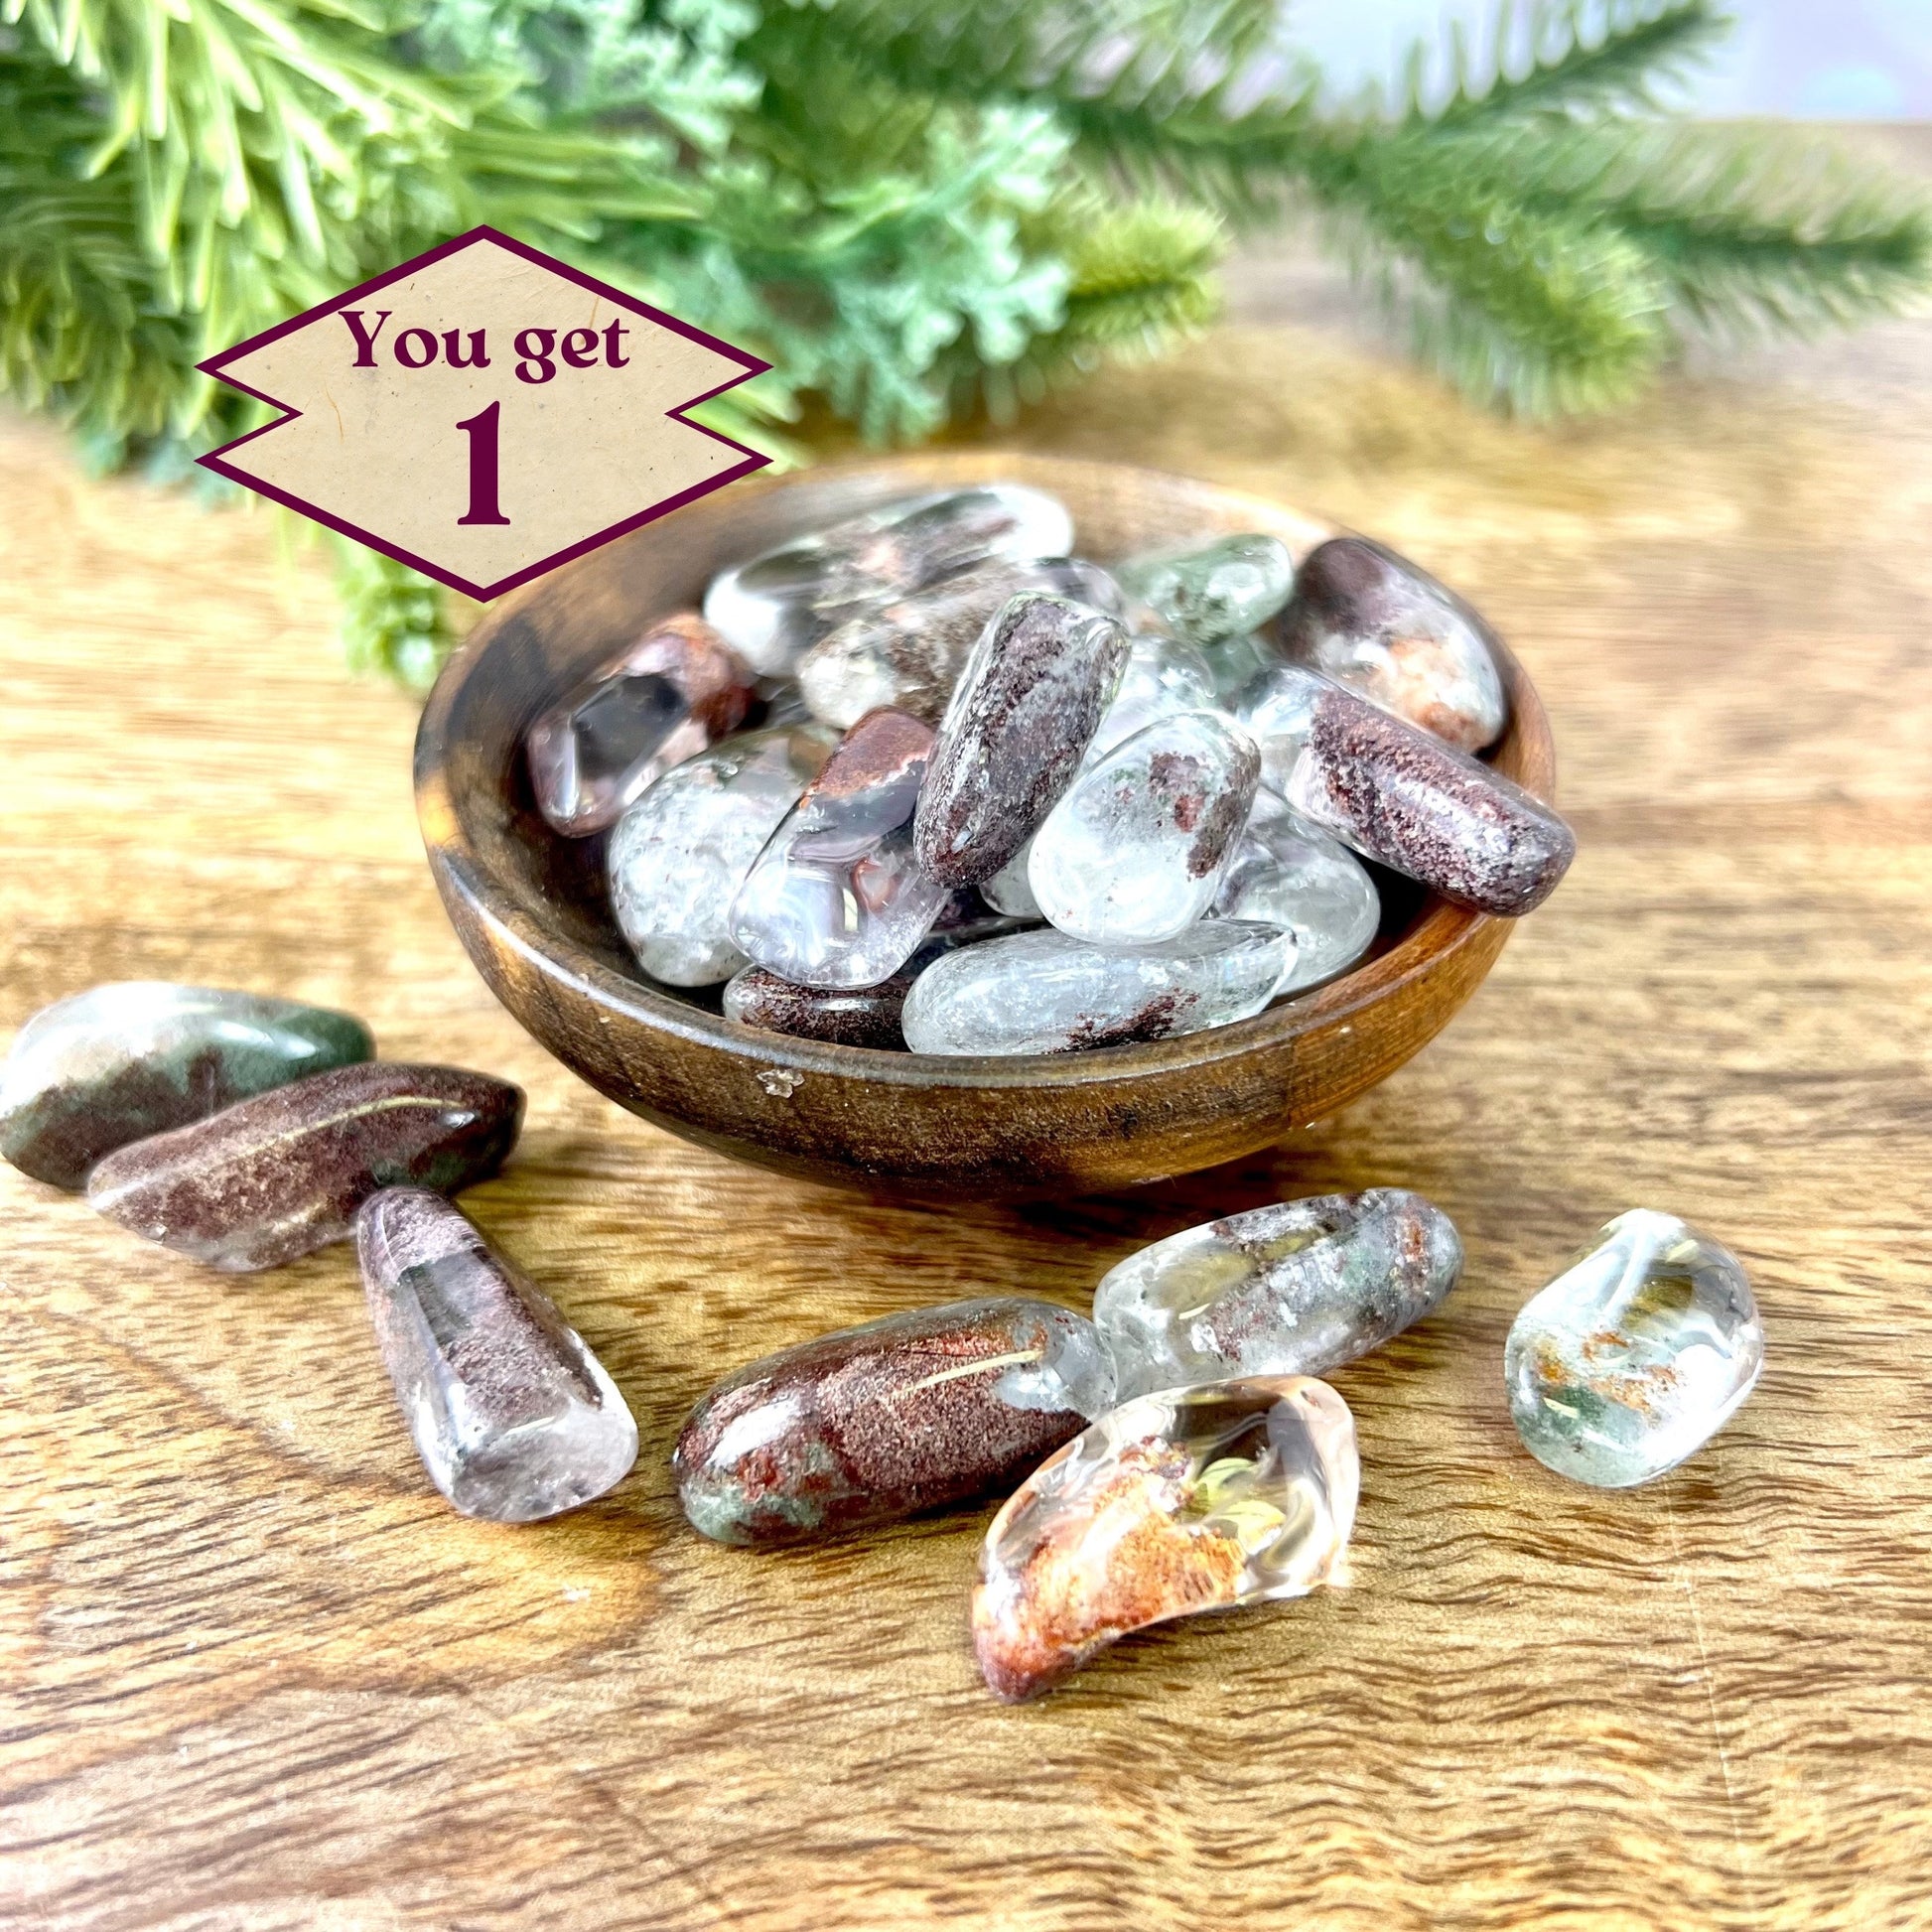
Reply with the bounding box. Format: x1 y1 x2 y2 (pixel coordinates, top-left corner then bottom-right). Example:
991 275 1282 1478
456 400 510 525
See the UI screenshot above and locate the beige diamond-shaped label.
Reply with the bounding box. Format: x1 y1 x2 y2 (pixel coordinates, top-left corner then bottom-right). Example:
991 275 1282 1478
198 227 769 599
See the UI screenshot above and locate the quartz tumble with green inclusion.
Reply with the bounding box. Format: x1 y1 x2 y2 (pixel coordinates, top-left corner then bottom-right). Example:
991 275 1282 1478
1505 1209 1764 1488
972 1376 1358 1701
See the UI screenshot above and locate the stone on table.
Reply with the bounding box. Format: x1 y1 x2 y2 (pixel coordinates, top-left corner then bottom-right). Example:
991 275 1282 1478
86 1062 523 1273
524 613 755 837
703 484 1074 676
1279 536 1507 754
1094 1188 1463 1400
0 983 373 1191
1240 665 1574 917
913 593 1130 887
1083 631 1219 766
1505 1209 1763 1488
796 556 1119 729
1030 712 1261 946
900 920 1292 1056
728 708 948 989
357 1188 637 1522
1118 533 1296 646
1212 794 1381 994
607 724 837 987
724 915 1033 1050
674 1297 1113 1546
972 1376 1358 1701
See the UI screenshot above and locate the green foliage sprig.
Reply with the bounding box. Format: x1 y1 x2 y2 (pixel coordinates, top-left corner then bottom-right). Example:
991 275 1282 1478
2 0 1928 683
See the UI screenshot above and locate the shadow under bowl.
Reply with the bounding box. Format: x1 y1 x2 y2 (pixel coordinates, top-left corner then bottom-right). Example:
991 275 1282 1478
414 452 1555 1201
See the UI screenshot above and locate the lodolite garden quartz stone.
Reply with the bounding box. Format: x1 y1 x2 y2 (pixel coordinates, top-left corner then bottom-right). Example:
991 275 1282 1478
972 1376 1358 1701
357 1188 637 1521
1505 1209 1764 1488
607 723 837 986
1094 1188 1463 1400
1240 665 1574 917
729 707 948 989
86 1062 523 1272
525 613 755 836
914 593 1130 886
703 485 1074 676
1212 794 1381 994
674 1297 1113 1546
1031 711 1261 946
1279 536 1507 754
796 556 1119 729
900 921 1292 1057
0 983 372 1191
1118 533 1296 646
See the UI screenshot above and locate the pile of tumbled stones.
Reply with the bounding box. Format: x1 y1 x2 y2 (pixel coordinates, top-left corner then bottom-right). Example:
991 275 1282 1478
1 994 1764 1700
525 483 1579 1053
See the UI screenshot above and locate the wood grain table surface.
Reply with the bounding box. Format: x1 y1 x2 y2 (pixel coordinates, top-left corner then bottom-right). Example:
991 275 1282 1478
4 180 1931 1927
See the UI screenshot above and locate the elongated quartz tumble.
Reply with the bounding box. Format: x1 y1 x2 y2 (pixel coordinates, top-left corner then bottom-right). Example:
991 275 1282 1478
729 707 947 989
525 613 754 836
973 1376 1358 1701
1094 1188 1463 1399
913 593 1130 887
1212 796 1381 994
357 1188 637 1521
901 920 1293 1057
86 1062 523 1272
1242 666 1573 917
675 1297 1113 1546
1 982 372 1191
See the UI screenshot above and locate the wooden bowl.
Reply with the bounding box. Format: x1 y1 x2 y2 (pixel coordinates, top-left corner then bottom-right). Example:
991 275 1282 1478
415 453 1555 1201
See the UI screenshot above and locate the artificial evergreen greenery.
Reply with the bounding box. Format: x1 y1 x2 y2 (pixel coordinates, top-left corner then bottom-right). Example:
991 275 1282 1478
3 0 1928 683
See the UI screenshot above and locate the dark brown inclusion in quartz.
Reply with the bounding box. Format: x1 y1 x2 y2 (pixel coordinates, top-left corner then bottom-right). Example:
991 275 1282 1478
1297 680 1575 916
913 593 1129 886
86 1062 523 1272
674 1298 1106 1546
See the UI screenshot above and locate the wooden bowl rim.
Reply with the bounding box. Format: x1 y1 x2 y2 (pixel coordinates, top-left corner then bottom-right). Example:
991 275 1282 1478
416 451 1556 1093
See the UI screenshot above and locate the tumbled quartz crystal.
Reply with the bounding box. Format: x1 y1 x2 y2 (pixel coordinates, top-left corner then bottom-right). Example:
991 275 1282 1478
1505 1209 1763 1488
1031 711 1261 946
525 613 755 836
1083 631 1218 766
674 1297 1113 1545
914 593 1130 886
796 556 1119 729
973 1376 1358 1701
1279 536 1507 754
703 485 1074 676
608 724 837 986
1240 665 1574 917
901 921 1291 1056
357 1188 637 1521
1095 1189 1463 1400
0 983 372 1191
86 1063 523 1272
1118 533 1296 646
729 708 948 989
1212 794 1381 994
